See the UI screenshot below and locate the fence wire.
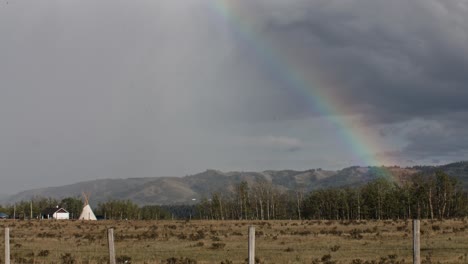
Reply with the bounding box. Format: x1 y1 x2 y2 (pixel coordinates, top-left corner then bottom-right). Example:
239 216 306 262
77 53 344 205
1 219 467 263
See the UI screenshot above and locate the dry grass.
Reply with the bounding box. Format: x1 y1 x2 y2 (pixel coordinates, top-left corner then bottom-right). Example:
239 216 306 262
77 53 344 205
0 219 467 263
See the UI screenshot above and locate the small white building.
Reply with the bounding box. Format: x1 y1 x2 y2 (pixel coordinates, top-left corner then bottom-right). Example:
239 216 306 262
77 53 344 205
42 207 70 220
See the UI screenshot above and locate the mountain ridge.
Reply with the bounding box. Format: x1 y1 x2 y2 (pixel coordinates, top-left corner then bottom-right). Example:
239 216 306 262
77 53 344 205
3 162 468 206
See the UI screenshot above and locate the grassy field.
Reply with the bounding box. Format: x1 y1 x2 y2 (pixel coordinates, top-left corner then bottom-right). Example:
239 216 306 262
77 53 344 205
0 219 467 264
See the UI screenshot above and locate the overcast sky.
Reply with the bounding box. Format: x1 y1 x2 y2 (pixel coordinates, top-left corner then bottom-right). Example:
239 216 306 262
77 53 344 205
1 0 468 194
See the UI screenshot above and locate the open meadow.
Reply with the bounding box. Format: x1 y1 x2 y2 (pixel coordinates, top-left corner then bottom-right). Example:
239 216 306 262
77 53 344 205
0 219 467 264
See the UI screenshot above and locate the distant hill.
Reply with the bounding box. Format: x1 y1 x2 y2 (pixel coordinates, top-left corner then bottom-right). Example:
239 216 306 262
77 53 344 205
3 162 468 206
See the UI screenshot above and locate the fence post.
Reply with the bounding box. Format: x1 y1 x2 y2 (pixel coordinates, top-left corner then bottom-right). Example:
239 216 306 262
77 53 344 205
5 227 10 264
413 219 420 264
108 228 116 264
248 226 255 264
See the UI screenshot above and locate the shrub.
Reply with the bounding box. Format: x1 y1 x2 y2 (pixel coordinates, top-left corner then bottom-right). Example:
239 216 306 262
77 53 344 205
166 257 197 264
116 255 132 264
38 250 50 257
295 230 312 236
285 247 294 252
211 242 226 249
330 245 340 252
349 229 363 240
189 230 205 241
322 254 332 262
177 233 188 240
60 253 76 264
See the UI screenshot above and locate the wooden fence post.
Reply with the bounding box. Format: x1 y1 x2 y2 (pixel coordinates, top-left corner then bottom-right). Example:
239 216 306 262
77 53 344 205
5 227 10 264
108 228 116 264
248 226 255 264
413 219 420 264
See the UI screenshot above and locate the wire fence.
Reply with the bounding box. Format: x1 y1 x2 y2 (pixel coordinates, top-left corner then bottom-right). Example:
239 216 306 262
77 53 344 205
1 219 467 264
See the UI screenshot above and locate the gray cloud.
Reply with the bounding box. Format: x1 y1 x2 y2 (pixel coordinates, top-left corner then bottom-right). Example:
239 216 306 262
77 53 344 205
0 0 467 193
246 136 302 152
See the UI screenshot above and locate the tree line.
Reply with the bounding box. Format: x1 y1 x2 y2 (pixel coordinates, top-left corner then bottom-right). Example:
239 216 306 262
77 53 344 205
0 197 173 220
1 171 467 220
0 196 84 219
198 171 468 220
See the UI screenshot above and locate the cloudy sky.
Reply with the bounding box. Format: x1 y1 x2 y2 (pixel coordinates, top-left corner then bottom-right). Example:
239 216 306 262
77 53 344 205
1 0 467 194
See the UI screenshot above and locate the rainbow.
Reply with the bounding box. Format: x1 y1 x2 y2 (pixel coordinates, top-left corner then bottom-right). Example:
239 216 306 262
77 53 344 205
208 0 396 169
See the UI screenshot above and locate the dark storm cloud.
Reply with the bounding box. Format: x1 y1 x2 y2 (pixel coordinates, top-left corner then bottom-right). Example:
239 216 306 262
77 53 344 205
403 116 468 159
241 0 467 121
374 112 468 162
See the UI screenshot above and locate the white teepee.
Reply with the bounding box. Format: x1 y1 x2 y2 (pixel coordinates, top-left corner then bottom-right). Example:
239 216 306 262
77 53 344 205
79 192 97 220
